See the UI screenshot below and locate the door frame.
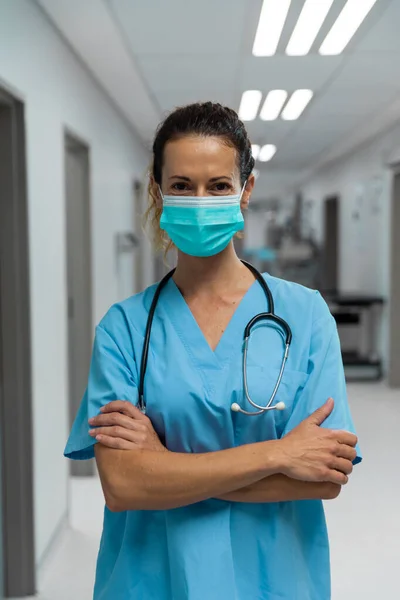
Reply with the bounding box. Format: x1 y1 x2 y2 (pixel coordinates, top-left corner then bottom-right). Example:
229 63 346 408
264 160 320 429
388 165 400 387
0 89 36 595
64 131 94 476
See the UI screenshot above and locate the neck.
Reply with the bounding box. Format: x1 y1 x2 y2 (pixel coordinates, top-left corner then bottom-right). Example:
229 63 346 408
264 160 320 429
173 243 251 295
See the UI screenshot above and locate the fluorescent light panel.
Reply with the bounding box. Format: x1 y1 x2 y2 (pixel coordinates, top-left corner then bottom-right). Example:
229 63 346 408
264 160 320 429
260 90 288 121
320 0 378 55
238 90 262 121
253 0 292 57
286 0 335 56
259 144 277 162
251 145 261 160
281 90 313 120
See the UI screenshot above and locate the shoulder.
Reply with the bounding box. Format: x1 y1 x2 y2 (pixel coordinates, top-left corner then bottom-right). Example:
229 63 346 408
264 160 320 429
262 273 333 326
98 283 159 339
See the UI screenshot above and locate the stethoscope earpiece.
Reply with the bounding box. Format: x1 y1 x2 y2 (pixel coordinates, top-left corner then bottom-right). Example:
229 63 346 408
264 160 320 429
231 401 286 415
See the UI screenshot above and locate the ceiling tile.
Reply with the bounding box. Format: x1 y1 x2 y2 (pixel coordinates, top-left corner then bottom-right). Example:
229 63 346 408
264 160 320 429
154 88 236 113
238 55 344 92
108 0 248 56
136 55 237 93
354 0 400 54
309 83 399 121
332 52 400 92
245 120 296 147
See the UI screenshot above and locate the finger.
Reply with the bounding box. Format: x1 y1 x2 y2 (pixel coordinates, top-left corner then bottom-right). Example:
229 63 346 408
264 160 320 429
325 469 348 485
90 426 145 444
307 398 334 426
329 457 353 476
89 413 147 431
100 401 148 421
332 430 358 448
95 434 135 450
336 444 358 462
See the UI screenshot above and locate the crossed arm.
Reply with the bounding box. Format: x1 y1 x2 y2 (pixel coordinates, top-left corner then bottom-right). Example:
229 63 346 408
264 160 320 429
91 400 357 511
218 474 341 503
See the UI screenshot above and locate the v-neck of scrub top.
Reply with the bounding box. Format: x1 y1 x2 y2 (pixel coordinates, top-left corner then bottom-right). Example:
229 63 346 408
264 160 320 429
161 276 266 371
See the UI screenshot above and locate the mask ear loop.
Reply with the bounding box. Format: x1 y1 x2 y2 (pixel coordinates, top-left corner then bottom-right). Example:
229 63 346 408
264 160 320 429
158 185 164 203
239 180 248 202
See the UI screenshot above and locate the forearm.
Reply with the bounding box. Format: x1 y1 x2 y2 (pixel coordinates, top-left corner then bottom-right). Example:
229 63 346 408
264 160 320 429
96 440 281 512
218 475 341 503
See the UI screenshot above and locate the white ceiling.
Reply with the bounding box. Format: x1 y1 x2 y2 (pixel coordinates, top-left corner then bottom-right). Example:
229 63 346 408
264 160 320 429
37 0 400 198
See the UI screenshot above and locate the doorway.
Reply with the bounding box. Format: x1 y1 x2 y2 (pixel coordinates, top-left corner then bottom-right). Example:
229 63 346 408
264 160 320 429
133 179 144 294
0 89 35 596
389 168 400 387
65 133 94 476
321 195 339 294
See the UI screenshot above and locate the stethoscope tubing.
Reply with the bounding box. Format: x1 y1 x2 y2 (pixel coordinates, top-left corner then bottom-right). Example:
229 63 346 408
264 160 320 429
138 261 292 415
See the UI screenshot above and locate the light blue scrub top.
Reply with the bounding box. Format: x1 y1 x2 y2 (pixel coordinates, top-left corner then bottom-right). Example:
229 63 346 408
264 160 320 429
65 274 361 600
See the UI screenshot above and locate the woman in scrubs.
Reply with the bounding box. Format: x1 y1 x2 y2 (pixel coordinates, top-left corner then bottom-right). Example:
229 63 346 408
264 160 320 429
65 102 361 600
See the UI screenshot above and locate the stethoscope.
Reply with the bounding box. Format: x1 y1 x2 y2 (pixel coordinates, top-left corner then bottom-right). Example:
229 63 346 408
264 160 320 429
138 261 292 416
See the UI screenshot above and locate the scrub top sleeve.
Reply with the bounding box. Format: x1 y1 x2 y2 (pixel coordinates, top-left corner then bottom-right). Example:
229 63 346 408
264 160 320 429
64 324 138 461
282 292 362 464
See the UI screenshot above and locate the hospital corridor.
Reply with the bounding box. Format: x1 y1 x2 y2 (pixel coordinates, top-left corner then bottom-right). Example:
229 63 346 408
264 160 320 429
23 384 400 600
1 1 400 599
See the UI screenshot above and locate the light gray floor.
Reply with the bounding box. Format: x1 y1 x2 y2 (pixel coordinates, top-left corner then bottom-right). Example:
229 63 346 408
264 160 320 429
325 383 400 599
21 383 400 600
19 477 104 600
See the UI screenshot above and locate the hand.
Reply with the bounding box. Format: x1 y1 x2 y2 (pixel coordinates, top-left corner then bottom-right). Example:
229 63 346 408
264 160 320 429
88 401 167 452
278 398 358 485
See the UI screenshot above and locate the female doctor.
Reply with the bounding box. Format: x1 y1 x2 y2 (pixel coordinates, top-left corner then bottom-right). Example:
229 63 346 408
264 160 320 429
65 102 361 600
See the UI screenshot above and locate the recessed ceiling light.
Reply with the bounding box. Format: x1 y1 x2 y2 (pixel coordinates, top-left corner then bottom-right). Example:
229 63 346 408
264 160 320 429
259 144 277 162
260 90 288 121
251 144 261 160
253 0 292 57
238 90 262 121
281 90 313 120
286 0 334 56
319 0 378 56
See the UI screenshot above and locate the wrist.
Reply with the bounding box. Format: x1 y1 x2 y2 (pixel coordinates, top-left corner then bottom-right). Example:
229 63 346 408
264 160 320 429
262 440 284 476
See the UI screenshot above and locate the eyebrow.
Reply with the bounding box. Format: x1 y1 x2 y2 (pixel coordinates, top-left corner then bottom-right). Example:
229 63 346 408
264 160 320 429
209 176 233 183
168 175 233 182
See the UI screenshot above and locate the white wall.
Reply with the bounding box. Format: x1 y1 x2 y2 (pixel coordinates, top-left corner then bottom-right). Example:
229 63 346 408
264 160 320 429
299 121 400 370
0 0 150 563
244 211 269 250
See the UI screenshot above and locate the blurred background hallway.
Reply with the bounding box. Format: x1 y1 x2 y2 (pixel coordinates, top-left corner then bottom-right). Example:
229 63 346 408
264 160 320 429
1 0 400 598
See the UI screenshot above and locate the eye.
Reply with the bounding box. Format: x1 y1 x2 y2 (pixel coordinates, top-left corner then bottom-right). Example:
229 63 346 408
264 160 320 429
212 182 233 194
171 182 190 193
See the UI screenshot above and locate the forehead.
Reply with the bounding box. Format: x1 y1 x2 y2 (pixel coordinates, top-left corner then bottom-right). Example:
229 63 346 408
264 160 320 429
162 136 239 178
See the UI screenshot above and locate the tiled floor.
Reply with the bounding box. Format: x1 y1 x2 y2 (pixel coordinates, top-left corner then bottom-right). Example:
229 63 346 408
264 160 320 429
23 383 400 600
